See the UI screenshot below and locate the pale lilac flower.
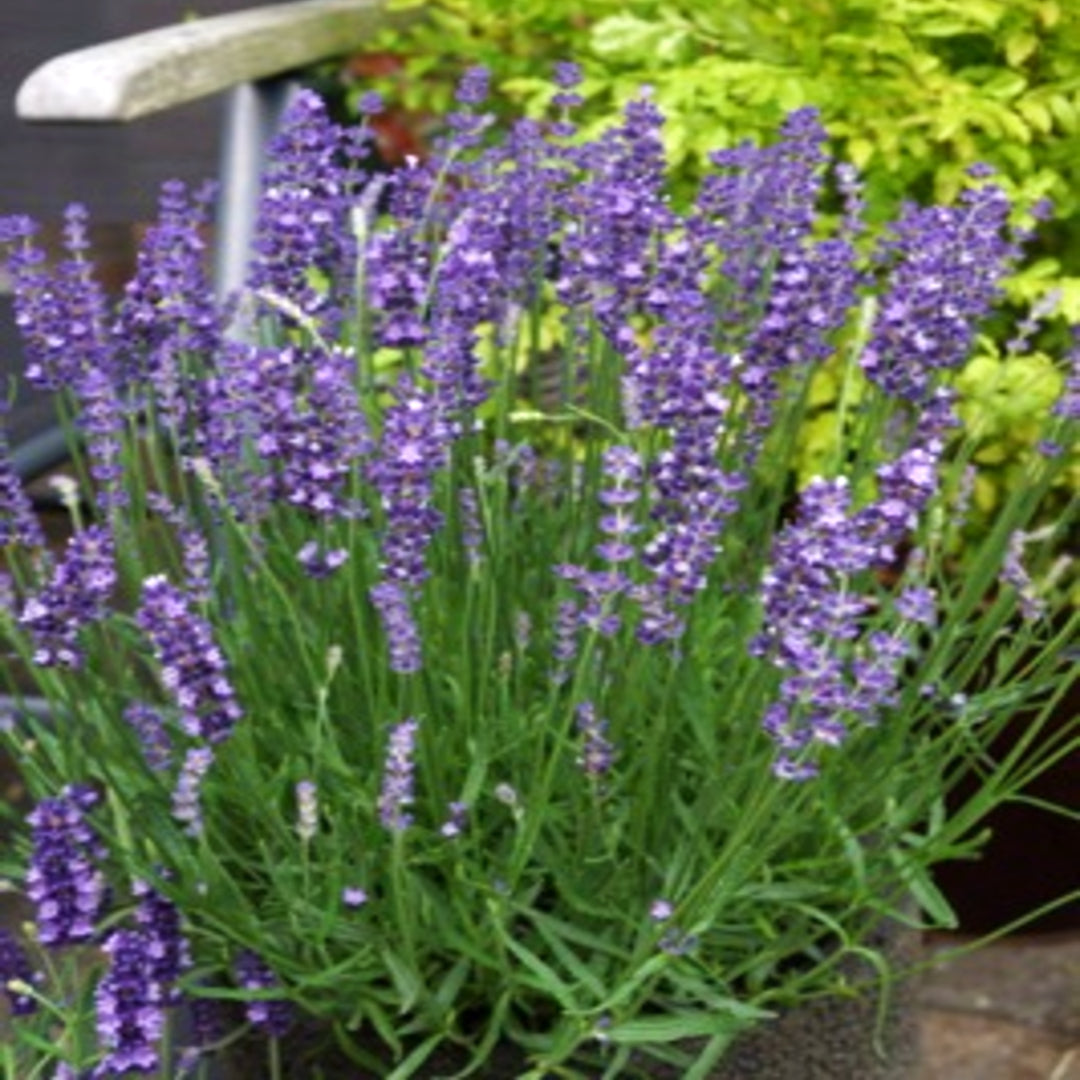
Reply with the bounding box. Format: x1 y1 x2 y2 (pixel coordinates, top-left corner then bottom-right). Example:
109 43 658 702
1001 531 1046 621
173 747 215 836
296 780 318 842
369 580 422 674
123 702 173 772
649 899 674 922
440 801 468 838
378 718 420 832
342 886 369 908
575 702 616 777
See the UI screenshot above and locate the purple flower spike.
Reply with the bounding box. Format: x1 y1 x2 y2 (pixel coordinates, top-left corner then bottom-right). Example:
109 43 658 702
132 878 192 1005
114 179 220 432
0 928 38 1015
575 702 616 777
136 575 243 744
234 951 292 1036
378 717 420 832
861 181 1016 402
250 344 372 519
0 405 45 549
19 526 116 669
596 446 642 565
369 580 423 674
26 786 106 947
123 702 173 772
551 600 580 685
94 929 166 1076
249 89 358 327
440 801 468 838
172 746 215 836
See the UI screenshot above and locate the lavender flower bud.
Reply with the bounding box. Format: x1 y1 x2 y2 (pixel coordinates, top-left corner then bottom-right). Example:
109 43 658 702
295 780 318 842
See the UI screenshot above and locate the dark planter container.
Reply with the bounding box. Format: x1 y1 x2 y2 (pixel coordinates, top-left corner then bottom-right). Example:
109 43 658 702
935 674 1080 934
210 914 921 1079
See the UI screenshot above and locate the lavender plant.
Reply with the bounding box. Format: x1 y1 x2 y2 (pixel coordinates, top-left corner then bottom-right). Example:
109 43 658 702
0 67 1076 1079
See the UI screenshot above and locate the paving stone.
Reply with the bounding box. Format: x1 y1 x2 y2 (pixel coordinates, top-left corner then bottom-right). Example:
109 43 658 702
917 1011 1079 1080
920 934 1080 1038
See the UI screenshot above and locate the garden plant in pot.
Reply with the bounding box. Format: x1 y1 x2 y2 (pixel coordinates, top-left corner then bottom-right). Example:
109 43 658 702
0 66 1076 1079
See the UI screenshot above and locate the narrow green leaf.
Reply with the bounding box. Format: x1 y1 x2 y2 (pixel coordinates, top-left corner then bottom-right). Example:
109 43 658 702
606 1008 755 1046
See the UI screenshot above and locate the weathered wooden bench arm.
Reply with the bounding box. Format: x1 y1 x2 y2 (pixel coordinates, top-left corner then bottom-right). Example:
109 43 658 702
16 0 414 123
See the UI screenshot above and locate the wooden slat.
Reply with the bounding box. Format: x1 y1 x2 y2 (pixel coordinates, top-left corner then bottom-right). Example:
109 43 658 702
16 0 415 123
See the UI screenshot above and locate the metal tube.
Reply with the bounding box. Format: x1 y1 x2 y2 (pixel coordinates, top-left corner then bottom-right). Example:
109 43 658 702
214 77 300 300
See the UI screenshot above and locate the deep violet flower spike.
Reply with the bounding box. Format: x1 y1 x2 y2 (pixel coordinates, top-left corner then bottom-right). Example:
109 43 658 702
25 786 106 947
860 181 1015 401
19 526 116 669
249 344 372 518
94 929 165 1076
455 65 490 106
249 90 357 323
367 378 450 591
136 575 242 744
113 178 220 425
0 929 38 1015
132 878 192 1005
0 412 45 548
7 203 115 393
234 951 292 1036
378 717 420 832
